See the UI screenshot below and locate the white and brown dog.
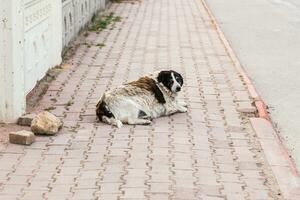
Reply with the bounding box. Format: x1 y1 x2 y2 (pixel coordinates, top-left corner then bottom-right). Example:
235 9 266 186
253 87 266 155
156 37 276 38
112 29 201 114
96 70 187 128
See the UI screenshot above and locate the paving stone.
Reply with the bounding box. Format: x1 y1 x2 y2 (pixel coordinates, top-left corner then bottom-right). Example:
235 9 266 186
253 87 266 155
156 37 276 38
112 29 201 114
9 130 35 145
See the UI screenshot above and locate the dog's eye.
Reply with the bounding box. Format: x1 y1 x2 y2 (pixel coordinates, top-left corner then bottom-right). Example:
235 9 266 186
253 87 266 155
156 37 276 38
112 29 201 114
175 77 181 83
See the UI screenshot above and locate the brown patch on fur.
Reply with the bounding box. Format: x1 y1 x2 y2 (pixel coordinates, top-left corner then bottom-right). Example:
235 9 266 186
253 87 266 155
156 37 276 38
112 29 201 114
127 77 166 104
127 77 155 91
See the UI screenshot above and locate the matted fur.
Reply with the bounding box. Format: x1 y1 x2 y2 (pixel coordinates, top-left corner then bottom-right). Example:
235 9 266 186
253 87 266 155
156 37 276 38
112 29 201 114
126 77 166 104
96 70 187 128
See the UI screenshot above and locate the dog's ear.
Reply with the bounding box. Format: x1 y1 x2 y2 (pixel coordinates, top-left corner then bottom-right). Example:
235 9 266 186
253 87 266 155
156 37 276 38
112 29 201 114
179 73 183 85
173 71 183 86
157 71 169 83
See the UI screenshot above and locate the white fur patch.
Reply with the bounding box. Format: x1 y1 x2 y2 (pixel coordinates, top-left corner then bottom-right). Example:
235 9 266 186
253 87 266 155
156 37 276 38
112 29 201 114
171 72 181 92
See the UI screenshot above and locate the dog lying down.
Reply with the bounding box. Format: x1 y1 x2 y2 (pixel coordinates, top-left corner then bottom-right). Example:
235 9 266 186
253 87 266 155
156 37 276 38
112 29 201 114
96 70 188 128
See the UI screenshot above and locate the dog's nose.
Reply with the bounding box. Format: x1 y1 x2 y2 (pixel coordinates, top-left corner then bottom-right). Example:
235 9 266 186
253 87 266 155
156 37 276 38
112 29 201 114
176 86 181 92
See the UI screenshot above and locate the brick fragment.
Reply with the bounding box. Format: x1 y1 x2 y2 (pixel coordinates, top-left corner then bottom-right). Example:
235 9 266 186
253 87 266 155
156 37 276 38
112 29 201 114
17 113 36 126
9 130 36 145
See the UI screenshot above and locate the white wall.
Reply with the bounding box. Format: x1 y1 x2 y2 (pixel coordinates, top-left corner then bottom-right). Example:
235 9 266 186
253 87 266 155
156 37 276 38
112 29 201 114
23 0 62 94
0 0 109 123
0 0 26 122
62 0 106 48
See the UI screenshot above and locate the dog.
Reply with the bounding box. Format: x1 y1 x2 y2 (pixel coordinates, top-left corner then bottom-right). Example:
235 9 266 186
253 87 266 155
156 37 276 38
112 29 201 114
96 70 187 128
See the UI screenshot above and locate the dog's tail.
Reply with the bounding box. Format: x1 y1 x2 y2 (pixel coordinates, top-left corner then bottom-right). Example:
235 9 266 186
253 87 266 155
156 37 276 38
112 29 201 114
96 95 123 128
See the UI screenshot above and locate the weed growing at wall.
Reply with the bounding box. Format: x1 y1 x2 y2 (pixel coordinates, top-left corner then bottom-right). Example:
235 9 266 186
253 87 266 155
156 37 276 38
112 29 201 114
96 43 106 48
44 106 56 111
88 12 122 33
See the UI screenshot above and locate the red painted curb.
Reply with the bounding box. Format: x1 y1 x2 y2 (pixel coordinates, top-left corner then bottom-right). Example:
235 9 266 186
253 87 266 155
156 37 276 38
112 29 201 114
255 101 270 121
198 0 299 177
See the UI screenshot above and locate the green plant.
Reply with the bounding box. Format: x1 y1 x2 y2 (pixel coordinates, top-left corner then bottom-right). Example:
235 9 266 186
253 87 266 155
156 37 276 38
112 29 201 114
88 13 122 32
44 106 56 111
113 16 122 22
65 100 74 107
96 43 105 48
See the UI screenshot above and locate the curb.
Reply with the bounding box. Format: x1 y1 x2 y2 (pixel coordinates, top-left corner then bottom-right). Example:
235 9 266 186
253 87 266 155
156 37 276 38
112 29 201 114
199 0 300 197
250 118 300 199
198 0 268 119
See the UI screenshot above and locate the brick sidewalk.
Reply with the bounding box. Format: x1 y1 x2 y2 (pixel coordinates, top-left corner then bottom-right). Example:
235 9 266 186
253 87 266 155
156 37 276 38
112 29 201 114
0 0 293 199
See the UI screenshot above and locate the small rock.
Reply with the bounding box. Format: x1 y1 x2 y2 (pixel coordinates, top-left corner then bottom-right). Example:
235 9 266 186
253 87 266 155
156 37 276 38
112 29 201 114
31 111 62 135
9 130 35 145
17 113 36 126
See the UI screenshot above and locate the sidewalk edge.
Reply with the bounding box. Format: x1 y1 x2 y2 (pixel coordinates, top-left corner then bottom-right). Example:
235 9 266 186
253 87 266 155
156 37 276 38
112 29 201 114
250 118 300 199
199 0 300 196
198 0 268 119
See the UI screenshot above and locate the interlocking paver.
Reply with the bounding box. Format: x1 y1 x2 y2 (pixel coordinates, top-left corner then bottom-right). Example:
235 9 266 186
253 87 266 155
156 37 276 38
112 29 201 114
0 0 295 199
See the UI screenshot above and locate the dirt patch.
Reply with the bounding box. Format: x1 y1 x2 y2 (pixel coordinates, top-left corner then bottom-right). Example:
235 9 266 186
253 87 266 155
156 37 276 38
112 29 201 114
0 123 31 144
26 67 62 113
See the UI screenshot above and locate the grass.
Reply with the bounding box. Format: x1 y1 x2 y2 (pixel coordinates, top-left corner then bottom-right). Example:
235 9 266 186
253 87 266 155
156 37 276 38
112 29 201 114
83 42 91 48
65 100 74 107
44 106 56 111
88 12 122 32
82 42 106 48
96 43 106 48
113 16 122 22
81 13 121 49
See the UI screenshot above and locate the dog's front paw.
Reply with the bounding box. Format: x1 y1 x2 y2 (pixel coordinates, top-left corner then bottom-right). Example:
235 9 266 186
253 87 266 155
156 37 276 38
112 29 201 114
144 120 152 125
178 101 188 107
178 106 188 113
116 120 123 128
182 102 188 107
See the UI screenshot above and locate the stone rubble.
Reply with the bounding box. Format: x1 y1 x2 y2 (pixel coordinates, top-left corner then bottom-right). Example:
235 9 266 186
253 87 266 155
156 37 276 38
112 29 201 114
31 111 62 135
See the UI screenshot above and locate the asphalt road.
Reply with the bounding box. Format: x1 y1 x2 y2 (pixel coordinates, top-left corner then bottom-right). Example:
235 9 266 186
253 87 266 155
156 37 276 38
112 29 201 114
205 0 300 168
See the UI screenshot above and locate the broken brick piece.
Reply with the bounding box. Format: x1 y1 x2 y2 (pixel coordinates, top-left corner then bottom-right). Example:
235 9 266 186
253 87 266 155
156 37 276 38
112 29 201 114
17 113 36 126
9 130 36 145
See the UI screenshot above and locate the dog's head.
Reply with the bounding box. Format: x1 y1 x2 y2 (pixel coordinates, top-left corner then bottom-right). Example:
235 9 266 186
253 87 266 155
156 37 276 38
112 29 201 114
157 70 183 93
